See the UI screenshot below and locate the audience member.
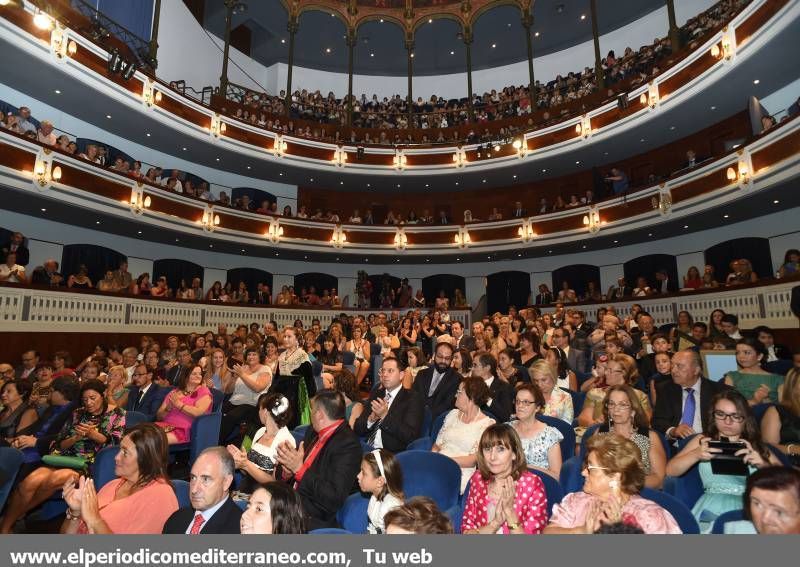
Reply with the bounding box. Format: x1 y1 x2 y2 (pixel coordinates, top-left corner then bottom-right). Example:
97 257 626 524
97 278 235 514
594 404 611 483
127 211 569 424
240 482 307 534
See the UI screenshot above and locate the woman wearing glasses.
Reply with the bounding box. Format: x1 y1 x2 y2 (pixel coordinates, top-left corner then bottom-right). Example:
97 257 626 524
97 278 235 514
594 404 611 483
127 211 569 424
509 383 562 479
595 385 666 489
666 390 780 531
544 435 681 534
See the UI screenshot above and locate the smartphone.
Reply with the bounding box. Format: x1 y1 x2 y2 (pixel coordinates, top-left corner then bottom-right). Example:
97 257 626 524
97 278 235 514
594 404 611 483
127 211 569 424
708 438 749 476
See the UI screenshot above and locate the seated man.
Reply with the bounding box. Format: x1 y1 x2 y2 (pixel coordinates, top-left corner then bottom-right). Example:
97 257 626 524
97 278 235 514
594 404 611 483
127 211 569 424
354 357 424 453
276 390 362 531
125 363 166 421
163 447 242 534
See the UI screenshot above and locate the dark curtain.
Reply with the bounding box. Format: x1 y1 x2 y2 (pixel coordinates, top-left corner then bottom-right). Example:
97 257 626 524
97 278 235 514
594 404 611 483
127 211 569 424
422 275 466 305
96 0 154 41
294 273 338 295
227 268 273 295
486 271 531 314
705 238 772 282
232 188 277 208
368 274 401 308
623 254 679 288
551 264 600 298
152 259 203 292
61 244 126 285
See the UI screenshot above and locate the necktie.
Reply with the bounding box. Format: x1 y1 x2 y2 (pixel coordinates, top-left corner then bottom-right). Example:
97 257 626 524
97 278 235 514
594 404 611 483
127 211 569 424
189 513 204 534
137 390 145 408
428 371 443 397
680 388 695 427
367 391 392 446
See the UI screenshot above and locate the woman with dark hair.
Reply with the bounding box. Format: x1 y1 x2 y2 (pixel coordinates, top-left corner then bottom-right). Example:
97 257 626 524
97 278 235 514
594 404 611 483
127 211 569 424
666 390 781 531
240 482 306 534
683 266 702 289
472 353 514 423
724 337 784 405
0 380 37 439
517 332 541 368
707 308 726 342
598 385 666 489
462 424 548 534
319 336 343 381
262 336 280 376
205 280 223 301
403 347 428 388
274 327 316 429
399 317 418 351
345 326 371 387
544 345 578 391
322 368 363 429
433 376 495 493
0 379 125 533
227 393 295 492
761 368 800 462
778 249 800 278
451 347 473 379
67 264 93 289
154 365 212 444
484 323 506 358
497 348 527 387
510 383 562 478
220 348 272 444
737 467 800 534
60 423 178 534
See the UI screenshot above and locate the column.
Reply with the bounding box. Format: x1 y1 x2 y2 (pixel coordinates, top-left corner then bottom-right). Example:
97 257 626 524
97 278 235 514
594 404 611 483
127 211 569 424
284 16 299 116
464 27 474 121
346 29 356 126
219 0 236 97
406 38 414 125
521 12 535 102
465 276 486 315
589 0 604 89
147 0 162 66
666 0 681 52
676 252 706 285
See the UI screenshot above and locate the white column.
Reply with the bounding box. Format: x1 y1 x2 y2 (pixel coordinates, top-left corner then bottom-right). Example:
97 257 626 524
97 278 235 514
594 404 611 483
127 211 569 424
465 276 486 310
531 272 551 299
676 251 706 286
273 274 294 294
204 268 228 288
407 278 423 302
337 277 358 308
600 264 624 297
127 257 153 282
769 233 800 276
29 239 63 271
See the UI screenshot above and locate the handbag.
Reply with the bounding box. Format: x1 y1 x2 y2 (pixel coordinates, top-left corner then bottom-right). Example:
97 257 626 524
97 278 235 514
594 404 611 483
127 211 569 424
42 454 87 470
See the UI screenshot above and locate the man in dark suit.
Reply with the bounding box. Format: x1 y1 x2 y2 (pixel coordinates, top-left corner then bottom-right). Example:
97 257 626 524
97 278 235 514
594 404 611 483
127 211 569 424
606 277 632 300
653 270 677 294
1 232 29 266
552 327 589 375
511 201 527 218
354 357 424 453
412 342 462 421
251 282 271 305
472 353 514 423
164 346 193 387
163 447 242 534
125 363 166 420
534 284 554 305
277 390 362 531
653 350 729 440
451 321 476 352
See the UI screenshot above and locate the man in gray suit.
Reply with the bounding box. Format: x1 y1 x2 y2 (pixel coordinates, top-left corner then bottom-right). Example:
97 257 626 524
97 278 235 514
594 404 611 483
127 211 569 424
451 321 475 352
552 326 589 375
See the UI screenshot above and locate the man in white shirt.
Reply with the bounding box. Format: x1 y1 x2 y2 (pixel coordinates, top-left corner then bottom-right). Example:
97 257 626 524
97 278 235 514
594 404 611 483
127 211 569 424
161 169 183 193
0 252 26 284
36 120 57 146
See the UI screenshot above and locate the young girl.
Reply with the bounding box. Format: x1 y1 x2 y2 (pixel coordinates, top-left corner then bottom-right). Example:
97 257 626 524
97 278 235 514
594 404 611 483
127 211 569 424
358 449 405 534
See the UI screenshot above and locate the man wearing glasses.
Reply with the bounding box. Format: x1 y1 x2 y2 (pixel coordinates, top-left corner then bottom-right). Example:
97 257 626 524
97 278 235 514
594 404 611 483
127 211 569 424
652 350 729 440
125 363 167 420
412 342 462 421
16 350 39 380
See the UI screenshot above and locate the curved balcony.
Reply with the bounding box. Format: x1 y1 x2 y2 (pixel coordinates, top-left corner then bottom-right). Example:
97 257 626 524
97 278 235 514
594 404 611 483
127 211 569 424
0 0 794 183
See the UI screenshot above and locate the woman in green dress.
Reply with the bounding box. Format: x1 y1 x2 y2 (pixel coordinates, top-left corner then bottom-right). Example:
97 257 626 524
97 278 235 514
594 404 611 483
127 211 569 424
724 337 784 405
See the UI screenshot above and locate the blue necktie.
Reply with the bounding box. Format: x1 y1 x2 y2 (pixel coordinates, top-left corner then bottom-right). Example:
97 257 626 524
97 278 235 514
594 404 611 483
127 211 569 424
680 388 695 427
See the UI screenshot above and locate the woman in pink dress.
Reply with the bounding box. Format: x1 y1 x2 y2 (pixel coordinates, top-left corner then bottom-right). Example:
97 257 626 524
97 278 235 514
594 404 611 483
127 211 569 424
154 365 212 444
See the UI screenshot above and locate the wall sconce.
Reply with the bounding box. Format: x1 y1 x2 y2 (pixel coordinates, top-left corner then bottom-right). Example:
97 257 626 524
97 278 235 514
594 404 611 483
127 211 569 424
332 146 348 167
710 28 735 61
32 153 59 188
198 208 220 232
454 227 471 248
50 26 77 59
142 79 162 107
651 185 672 216
265 219 284 243
393 150 407 171
727 151 752 187
128 187 151 215
583 207 601 234
575 115 592 138
273 135 289 157
330 225 347 248
210 114 227 138
517 220 537 242
33 11 54 30
394 228 408 250
452 147 467 168
639 82 659 109
512 138 528 158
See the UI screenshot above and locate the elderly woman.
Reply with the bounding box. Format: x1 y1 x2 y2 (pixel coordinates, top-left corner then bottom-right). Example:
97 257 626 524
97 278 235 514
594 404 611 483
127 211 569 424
666 390 781 531
433 377 496 493
723 337 784 405
0 379 125 533
0 380 37 440
462 424 548 534
578 353 651 429
544 435 681 534
227 393 295 493
155 365 212 444
240 481 307 534
528 360 573 424
219 348 272 444
273 327 316 429
61 423 178 534
510 383 562 478
595 385 666 489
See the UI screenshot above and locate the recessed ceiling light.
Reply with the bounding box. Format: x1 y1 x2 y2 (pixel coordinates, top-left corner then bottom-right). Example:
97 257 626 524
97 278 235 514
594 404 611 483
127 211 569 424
450 50 454 55
426 259 430 262
340 181 344 185
456 258 461 261
370 53 374 57
425 183 429 187
581 14 586 20
304 256 308 259
410 53 414 58
773 199 780 204
535 32 539 37
455 182 459 186
325 47 331 53
396 184 401 188
428 18 432 23
137 231 142 234
683 225 689 229
582 245 587 249
517 253 522 257
710 106 716 110
175 238 180 242
513 175 517 179
364 258 368 262
182 147 187 151
40 208 46 212
281 39 285 44
482 179 487 183
753 79 760 84
575 160 581 165
241 249 246 252
279 172 283 176
491 43 496 48
247 166 251 169
379 18 383 22
95 221 100 224
215 157 220 161
548 250 552 254
275 252 279 256
640 138 645 142
54 89 61 94
542 168 547 173
669 126 675 130
613 240 618 243
648 233 652 236
146 133 151 137
209 244 213 248
367 183 370 187
723 214 729 218
310 178 314 182
106 114 111 119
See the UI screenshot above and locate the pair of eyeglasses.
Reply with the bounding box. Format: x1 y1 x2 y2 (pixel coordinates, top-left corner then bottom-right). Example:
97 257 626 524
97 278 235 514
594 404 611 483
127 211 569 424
583 464 609 473
713 410 745 423
514 399 536 407
605 402 631 410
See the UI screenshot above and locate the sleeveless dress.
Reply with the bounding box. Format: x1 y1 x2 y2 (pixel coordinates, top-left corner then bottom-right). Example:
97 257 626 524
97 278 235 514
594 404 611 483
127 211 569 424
725 371 784 403
155 386 212 443
691 460 753 532
510 421 563 469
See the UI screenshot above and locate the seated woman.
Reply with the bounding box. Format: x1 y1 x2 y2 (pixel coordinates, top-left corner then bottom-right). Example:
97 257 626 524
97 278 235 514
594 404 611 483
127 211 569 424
497 348 527 387
452 347 474 378
462 424 548 534
240 481 307 534
227 393 295 493
596 385 666 489
0 380 38 441
204 348 233 392
723 337 784 405
683 266 702 289
432 377 495 494
510 383 562 479
517 332 542 368
545 435 681 534
544 345 578 391
67 264 93 289
578 353 651 431
778 248 800 279
219 348 272 444
61 423 178 534
528 360 573 425
666 390 781 531
0 379 125 533
761 368 800 463
150 276 169 297
403 347 428 389
154 365 212 444
323 369 363 429
104 365 128 410
318 336 343 385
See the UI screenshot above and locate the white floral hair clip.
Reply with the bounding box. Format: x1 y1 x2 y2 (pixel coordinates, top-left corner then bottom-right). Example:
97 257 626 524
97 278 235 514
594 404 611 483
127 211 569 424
272 395 290 417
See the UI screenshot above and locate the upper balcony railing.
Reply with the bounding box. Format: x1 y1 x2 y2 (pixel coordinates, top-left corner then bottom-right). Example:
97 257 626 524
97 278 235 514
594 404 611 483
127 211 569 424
0 0 793 173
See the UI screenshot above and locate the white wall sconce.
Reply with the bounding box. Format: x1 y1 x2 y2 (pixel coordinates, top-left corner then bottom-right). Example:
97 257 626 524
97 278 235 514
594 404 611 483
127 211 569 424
265 218 284 243
512 138 527 158
454 227 471 248
639 82 660 109
394 227 408 250
129 186 151 215
651 185 672 216
452 147 467 167
331 224 347 248
199 206 220 232
393 149 407 171
575 116 592 138
274 135 288 157
583 207 601 234
332 146 348 167
50 25 77 59
518 219 537 242
142 78 162 107
210 114 227 138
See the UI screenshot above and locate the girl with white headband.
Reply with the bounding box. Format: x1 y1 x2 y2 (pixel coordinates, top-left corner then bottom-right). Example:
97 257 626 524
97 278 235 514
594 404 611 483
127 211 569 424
358 449 405 534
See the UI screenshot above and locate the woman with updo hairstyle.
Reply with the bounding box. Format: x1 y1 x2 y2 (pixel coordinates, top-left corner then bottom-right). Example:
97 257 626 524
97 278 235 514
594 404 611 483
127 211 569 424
384 496 454 534
545 435 681 534
227 393 296 493
578 353 651 429
240 481 306 534
322 367 364 429
723 337 784 405
528 360 573 424
517 331 542 368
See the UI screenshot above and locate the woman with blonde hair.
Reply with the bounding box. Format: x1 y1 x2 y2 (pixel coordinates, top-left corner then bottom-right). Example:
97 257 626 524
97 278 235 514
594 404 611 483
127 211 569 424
104 365 128 409
761 367 800 460
578 353 651 429
204 348 232 392
528 360 573 424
